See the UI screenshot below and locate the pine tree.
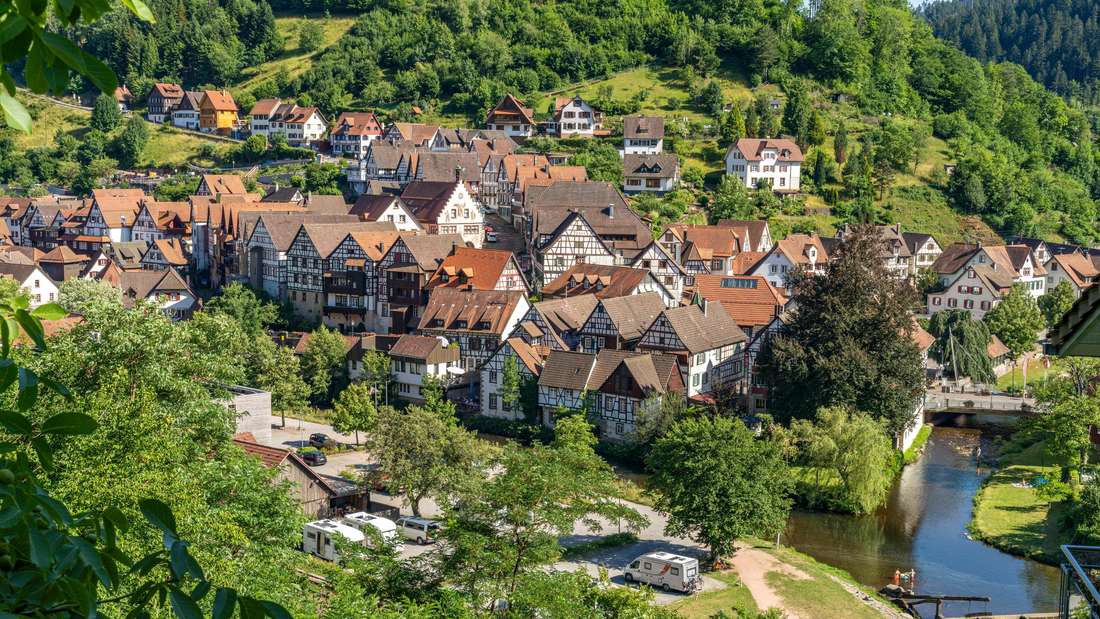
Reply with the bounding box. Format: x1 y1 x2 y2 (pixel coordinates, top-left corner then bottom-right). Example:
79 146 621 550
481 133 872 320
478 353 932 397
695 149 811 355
834 120 849 164
91 94 122 132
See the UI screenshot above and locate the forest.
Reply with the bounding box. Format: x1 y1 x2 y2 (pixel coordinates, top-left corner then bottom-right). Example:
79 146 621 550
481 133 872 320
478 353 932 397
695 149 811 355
2 0 1094 245
924 0 1100 103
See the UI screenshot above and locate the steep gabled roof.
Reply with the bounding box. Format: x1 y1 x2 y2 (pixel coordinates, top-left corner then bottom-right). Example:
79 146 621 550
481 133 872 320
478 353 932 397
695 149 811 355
726 138 803 162
201 174 247 195
427 247 525 292
201 90 237 112
541 264 663 301
486 94 536 125
693 274 787 328
591 292 667 341
1048 252 1100 289
389 333 459 364
623 115 665 140
623 154 679 179
391 234 464 272
657 303 747 353
417 288 525 336
538 350 596 390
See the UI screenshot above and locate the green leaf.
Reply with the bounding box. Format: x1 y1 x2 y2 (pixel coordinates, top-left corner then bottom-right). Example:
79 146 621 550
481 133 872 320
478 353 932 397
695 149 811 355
17 367 39 410
189 580 211 602
28 528 51 568
121 0 156 22
0 93 30 133
39 376 72 398
14 309 44 350
0 364 18 392
31 302 66 320
41 412 97 435
39 31 117 94
0 410 32 435
24 40 47 93
139 499 177 535
212 588 237 619
237 596 266 619
32 436 52 469
104 505 130 534
259 601 293 619
168 541 201 580
169 588 203 619
0 15 28 46
73 538 113 587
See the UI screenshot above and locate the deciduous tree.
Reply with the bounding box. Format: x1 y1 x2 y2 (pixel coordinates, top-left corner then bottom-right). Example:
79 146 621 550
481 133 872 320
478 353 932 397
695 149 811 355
983 284 1044 364
1038 280 1075 329
928 309 996 384
332 381 378 445
647 416 791 561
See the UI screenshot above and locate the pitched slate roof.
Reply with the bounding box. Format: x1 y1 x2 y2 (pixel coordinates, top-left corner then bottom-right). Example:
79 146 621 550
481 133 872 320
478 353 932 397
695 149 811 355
177 91 202 112
427 247 523 291
623 154 679 179
389 334 459 364
400 181 464 223
393 234 465 272
542 264 663 301
594 293 667 341
417 288 525 336
623 115 665 140
300 222 398 258
658 303 747 353
902 231 936 255
526 181 628 211
529 296 600 340
415 152 481 183
248 213 360 251
531 206 650 253
538 350 597 390
0 262 48 284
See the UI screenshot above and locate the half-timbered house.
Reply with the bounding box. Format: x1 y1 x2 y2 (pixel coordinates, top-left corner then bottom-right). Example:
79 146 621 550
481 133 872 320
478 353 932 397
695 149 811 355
479 337 545 420
628 241 688 302
541 264 677 307
636 301 747 401
389 334 462 403
426 247 530 295
377 234 465 333
415 288 529 372
576 292 667 353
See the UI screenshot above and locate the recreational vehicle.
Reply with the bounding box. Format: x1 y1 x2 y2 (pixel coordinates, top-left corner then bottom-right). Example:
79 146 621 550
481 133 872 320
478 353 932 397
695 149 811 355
623 552 702 593
343 512 399 546
302 519 365 561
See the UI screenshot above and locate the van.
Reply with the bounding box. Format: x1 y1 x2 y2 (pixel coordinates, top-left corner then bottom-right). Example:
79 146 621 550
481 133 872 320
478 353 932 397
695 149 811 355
303 519 365 561
395 516 441 544
623 552 702 593
343 512 399 546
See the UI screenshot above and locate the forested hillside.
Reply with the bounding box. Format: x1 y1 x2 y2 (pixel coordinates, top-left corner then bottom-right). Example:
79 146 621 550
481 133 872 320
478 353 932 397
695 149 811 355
924 0 1100 103
15 0 1098 245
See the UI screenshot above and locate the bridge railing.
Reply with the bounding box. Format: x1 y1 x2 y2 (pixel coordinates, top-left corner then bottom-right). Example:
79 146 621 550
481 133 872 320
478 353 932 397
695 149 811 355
925 394 1037 413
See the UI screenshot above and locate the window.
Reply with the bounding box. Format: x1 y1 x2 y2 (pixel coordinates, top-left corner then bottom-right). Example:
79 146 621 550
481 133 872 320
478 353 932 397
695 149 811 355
980 301 990 310
671 567 680 576
489 371 497 384
643 562 652 570
488 394 497 410
692 373 700 386
947 298 957 308
932 297 941 306
33 280 39 288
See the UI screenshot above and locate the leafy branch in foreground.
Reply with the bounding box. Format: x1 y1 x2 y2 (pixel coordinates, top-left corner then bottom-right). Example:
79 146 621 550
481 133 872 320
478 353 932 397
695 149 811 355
0 0 155 131
0 300 289 618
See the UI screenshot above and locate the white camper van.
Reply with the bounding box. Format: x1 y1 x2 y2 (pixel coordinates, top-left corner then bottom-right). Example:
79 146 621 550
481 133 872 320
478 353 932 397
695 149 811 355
303 519 365 561
343 512 399 546
623 552 702 593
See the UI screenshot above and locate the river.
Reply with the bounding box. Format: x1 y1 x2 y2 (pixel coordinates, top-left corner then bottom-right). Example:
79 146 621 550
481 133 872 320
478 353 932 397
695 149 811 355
783 427 1061 618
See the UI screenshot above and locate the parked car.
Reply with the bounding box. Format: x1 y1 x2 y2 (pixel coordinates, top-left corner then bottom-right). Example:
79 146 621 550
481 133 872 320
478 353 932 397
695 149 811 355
395 516 441 545
308 433 332 449
298 448 327 466
485 231 499 243
624 552 701 593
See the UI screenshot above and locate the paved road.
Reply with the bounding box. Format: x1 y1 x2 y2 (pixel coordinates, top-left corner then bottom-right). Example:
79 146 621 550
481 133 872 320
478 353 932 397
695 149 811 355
265 418 720 604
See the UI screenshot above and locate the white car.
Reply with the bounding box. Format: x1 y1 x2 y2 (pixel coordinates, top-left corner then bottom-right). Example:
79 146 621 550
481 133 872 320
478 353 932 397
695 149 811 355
485 231 499 243
395 516 441 545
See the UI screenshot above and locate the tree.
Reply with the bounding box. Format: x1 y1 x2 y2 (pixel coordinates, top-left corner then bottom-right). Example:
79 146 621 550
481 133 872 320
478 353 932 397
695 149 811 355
720 105 746 145
298 21 325 53
501 355 523 413
90 94 122 132
928 309 996 384
444 415 645 606
1039 280 1075 329
648 416 791 561
790 407 896 513
251 336 310 425
697 80 725 117
332 382 378 445
983 283 1044 370
112 115 149 168
572 141 623 184
709 175 753 223
206 283 279 338
781 81 811 145
1029 360 1100 481
57 278 121 313
367 405 487 516
834 120 849 164
756 226 925 436
807 110 827 147
301 326 348 404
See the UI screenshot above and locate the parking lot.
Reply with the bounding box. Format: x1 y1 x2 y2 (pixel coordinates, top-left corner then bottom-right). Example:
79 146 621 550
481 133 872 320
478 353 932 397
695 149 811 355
267 421 719 604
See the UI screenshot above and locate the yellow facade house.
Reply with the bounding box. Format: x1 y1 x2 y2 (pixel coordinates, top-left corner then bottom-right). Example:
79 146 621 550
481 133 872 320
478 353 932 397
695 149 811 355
199 90 238 135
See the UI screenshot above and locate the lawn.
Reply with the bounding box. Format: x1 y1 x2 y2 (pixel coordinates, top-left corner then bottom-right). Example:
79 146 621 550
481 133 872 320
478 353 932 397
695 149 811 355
764 546 888 619
996 357 1062 391
668 571 759 618
671 543 890 619
17 94 228 168
970 438 1073 563
234 16 358 92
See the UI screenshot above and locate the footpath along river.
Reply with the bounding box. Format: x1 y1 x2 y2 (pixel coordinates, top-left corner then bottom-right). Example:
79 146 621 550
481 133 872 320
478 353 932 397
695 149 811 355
783 427 1060 618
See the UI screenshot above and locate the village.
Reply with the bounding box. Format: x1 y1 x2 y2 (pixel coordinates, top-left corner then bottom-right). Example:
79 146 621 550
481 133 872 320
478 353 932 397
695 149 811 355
1 86 1097 619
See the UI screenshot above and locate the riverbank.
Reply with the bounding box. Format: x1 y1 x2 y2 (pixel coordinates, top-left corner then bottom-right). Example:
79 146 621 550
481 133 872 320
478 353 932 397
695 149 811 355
669 540 906 619
969 438 1073 564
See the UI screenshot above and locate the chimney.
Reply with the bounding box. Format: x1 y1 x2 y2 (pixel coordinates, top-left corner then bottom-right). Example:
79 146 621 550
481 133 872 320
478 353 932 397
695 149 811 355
702 298 712 317
274 182 279 192
455 165 464 182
